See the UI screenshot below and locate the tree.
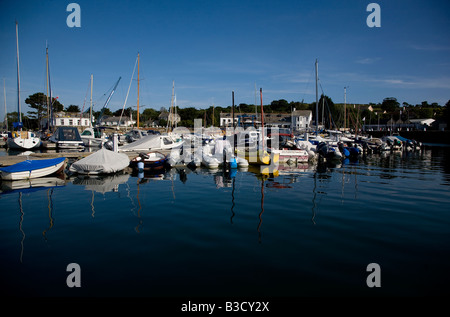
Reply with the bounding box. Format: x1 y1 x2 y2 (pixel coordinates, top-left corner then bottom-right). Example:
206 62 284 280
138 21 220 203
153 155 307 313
66 105 80 112
270 99 289 112
443 100 450 125
25 92 62 129
25 92 47 122
381 97 399 113
142 108 160 122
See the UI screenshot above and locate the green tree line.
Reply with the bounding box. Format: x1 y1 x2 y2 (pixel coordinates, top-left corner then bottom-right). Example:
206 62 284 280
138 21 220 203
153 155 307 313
3 92 449 131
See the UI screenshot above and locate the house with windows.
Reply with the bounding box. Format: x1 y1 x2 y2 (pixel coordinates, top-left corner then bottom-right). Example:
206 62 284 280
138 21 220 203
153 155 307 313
41 112 91 130
99 116 136 127
220 110 311 131
291 109 312 131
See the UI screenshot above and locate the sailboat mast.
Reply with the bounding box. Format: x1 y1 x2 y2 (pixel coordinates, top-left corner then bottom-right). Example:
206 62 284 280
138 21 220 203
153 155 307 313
137 52 140 128
315 59 318 135
15 21 22 124
174 82 177 129
260 88 264 152
170 80 174 130
232 90 235 153
46 45 49 129
344 86 347 131
3 79 7 131
46 44 54 131
90 74 93 128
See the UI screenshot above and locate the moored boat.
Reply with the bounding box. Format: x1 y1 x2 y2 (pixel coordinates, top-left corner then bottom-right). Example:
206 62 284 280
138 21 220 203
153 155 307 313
48 127 84 149
129 151 169 173
69 148 130 175
118 134 183 152
7 22 42 151
0 157 66 181
7 131 42 150
80 127 109 148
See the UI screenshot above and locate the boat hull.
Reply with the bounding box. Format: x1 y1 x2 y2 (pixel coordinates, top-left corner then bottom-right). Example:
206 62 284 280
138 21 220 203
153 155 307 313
130 152 168 173
271 149 309 163
236 149 278 166
7 136 41 150
0 157 66 181
81 137 106 147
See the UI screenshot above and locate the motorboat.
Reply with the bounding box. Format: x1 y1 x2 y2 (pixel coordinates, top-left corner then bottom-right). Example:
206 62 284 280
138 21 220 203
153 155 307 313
48 127 84 149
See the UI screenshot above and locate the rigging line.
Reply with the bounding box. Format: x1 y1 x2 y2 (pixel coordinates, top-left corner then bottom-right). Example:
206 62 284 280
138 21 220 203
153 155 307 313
79 78 91 120
318 81 338 129
299 65 315 105
119 55 138 124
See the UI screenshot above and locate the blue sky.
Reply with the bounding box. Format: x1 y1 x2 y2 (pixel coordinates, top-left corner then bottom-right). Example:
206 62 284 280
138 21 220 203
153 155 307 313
1 0 449 117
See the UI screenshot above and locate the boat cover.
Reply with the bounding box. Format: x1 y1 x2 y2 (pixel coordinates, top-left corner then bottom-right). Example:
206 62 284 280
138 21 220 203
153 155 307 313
69 148 130 174
0 157 66 174
119 135 162 151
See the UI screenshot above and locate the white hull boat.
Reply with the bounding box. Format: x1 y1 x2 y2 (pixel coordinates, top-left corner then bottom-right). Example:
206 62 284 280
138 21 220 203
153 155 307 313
118 134 184 152
7 131 41 150
0 157 66 181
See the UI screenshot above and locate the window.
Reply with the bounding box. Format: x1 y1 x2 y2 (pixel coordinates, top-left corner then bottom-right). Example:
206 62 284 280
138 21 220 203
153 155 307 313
69 119 73 126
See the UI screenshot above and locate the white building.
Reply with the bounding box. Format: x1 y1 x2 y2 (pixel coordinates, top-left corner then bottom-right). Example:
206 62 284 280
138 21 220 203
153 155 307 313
291 109 312 131
41 112 91 129
100 116 136 127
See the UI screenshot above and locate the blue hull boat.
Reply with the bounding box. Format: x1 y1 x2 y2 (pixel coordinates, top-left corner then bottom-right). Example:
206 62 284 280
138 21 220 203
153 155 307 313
0 157 66 181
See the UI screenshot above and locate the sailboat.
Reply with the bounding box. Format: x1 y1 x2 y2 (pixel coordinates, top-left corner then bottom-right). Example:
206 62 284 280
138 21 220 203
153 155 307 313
80 75 110 147
7 22 41 150
235 88 278 166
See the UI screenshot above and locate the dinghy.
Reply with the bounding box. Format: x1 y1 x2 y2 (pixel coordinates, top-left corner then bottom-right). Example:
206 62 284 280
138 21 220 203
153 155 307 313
129 151 169 173
201 139 248 169
0 157 66 181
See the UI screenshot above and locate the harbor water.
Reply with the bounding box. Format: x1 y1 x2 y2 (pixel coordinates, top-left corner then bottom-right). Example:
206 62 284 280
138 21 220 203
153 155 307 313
1 145 449 299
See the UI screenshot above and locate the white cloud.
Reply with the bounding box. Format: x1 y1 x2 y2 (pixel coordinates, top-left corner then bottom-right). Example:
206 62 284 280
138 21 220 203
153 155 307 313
410 44 450 51
355 57 380 64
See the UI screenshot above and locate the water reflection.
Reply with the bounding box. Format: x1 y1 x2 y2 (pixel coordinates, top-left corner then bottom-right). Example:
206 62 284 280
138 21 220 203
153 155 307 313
71 173 131 222
0 175 66 263
0 174 66 194
2 146 449 261
71 173 130 194
42 188 55 241
18 192 25 263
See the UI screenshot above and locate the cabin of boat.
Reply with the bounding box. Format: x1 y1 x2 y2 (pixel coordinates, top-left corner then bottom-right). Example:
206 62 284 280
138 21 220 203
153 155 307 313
49 127 84 149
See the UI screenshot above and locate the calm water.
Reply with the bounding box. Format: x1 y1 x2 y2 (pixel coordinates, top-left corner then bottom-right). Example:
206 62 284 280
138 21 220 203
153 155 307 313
1 146 449 300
